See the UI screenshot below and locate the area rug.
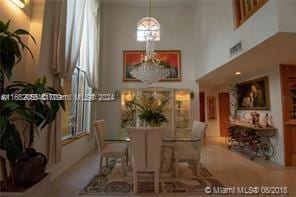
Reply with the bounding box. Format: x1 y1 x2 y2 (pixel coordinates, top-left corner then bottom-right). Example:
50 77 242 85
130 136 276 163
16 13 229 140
80 160 223 196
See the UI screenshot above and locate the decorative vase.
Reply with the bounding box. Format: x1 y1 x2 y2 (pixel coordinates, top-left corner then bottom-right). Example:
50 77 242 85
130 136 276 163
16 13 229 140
13 148 47 188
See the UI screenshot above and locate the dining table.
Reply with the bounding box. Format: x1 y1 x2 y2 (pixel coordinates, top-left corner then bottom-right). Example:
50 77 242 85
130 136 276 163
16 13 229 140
105 131 201 177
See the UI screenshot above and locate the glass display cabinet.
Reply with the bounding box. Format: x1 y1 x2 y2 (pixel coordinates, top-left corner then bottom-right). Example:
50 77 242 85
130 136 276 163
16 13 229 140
120 88 192 136
175 90 191 132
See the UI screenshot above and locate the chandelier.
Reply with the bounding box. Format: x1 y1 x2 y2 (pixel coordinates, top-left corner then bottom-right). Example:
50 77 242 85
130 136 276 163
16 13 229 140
130 0 170 85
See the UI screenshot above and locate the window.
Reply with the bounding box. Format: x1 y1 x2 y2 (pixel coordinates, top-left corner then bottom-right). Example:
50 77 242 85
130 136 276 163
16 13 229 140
233 0 268 28
59 0 98 141
61 68 92 140
137 17 160 41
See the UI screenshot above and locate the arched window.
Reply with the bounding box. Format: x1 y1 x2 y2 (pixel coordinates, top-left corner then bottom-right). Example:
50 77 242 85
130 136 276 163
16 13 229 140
137 17 160 41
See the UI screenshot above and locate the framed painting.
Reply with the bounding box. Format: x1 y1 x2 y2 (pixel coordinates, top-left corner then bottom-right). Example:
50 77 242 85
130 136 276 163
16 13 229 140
237 76 270 110
123 50 181 82
207 96 216 120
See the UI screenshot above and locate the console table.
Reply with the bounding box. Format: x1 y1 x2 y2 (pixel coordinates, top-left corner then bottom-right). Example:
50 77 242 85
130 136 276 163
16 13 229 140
225 121 276 160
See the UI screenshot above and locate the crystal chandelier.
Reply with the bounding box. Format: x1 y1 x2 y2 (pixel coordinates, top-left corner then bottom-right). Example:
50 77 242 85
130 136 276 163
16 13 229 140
130 0 170 85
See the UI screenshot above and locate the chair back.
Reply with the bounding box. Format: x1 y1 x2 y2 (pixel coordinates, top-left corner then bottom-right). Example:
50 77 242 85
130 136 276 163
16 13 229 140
191 121 207 140
128 127 164 172
191 121 207 149
93 120 107 153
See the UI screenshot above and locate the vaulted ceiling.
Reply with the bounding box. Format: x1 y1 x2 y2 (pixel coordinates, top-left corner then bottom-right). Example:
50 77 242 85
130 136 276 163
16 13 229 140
198 33 296 88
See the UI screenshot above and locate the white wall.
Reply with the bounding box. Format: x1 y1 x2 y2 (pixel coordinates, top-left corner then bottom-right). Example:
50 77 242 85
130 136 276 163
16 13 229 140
201 65 284 164
276 0 296 33
100 4 199 133
194 0 279 79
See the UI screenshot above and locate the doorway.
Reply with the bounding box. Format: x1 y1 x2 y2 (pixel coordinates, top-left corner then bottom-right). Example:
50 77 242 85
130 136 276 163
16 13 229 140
199 92 205 122
218 92 230 137
280 64 296 166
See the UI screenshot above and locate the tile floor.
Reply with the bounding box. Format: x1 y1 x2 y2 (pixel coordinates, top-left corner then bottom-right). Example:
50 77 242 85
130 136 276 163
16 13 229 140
49 137 296 197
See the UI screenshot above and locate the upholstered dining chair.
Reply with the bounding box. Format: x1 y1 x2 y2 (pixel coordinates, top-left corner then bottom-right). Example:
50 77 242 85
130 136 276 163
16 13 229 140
127 127 165 193
174 121 207 177
93 120 128 176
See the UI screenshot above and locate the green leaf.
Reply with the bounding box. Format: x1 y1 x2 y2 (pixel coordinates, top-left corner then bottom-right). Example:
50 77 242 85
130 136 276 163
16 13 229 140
11 37 22 58
42 76 47 86
10 33 26 51
0 117 8 138
23 44 35 63
15 108 33 123
9 81 31 87
33 110 46 127
0 21 6 32
3 100 20 110
2 20 10 32
14 29 36 44
0 20 36 81
60 100 66 110
0 37 21 77
0 123 23 161
1 74 65 156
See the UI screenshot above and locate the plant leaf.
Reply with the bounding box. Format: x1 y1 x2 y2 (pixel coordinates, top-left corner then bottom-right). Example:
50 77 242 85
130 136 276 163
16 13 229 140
3 100 20 110
23 44 35 63
2 20 10 32
0 123 23 161
14 29 36 44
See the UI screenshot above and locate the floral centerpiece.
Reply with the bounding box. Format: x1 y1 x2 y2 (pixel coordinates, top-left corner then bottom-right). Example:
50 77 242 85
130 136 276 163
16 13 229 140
126 94 169 127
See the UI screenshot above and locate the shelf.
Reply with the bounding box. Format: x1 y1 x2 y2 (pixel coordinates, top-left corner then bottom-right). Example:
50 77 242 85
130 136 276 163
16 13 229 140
228 121 277 132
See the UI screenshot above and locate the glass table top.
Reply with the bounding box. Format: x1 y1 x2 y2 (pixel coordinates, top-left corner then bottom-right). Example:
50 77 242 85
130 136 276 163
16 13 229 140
105 130 201 142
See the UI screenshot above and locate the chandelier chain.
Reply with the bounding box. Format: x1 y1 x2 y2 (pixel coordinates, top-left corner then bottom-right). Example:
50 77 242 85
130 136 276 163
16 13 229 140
130 0 170 85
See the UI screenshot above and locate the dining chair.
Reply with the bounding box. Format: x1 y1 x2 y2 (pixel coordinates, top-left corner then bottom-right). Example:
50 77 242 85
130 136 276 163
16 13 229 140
93 120 128 176
127 127 165 193
174 121 207 177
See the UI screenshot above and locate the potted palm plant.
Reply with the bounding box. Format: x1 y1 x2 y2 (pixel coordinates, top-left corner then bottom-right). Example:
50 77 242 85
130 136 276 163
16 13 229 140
0 20 65 192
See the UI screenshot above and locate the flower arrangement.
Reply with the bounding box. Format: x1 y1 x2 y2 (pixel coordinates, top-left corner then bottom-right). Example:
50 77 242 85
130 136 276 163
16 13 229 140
126 94 169 127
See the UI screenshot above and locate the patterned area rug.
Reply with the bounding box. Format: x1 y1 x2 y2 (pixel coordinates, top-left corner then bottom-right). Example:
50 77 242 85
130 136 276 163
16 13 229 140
80 160 223 196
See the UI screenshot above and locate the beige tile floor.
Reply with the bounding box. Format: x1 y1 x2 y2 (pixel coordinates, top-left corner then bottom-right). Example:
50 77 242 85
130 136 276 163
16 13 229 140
49 137 296 197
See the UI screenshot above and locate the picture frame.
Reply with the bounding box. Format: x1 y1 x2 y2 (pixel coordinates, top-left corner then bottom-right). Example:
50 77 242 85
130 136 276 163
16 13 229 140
237 76 270 110
288 78 296 120
123 50 181 82
207 96 216 120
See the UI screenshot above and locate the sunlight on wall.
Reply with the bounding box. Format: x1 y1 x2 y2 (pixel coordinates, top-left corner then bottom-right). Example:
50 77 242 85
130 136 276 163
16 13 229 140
10 0 25 8
0 0 32 82
0 0 31 23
